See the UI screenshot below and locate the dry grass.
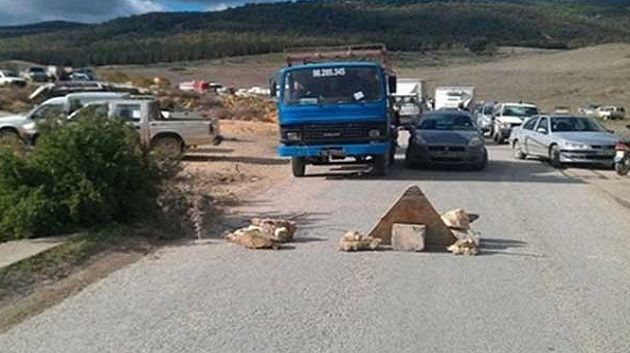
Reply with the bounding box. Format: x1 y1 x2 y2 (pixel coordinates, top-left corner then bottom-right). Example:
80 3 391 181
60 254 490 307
0 87 33 113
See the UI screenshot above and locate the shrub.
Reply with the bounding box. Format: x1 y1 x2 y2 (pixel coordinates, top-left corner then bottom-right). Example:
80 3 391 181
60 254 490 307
0 116 164 241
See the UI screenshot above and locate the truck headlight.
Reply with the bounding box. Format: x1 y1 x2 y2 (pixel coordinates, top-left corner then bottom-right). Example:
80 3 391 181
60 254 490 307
286 131 301 141
368 129 381 138
501 122 512 129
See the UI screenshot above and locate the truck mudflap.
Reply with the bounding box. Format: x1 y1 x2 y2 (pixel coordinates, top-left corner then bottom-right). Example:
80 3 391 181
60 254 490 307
278 143 388 158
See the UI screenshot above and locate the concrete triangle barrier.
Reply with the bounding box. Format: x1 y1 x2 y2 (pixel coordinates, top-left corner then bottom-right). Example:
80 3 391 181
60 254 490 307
368 185 457 248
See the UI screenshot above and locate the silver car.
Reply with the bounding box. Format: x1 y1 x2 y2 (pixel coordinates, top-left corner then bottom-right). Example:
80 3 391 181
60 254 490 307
510 115 619 168
406 110 488 170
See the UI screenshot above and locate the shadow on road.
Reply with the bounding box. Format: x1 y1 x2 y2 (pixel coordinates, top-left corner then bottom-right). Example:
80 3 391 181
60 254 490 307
184 155 289 165
478 237 542 257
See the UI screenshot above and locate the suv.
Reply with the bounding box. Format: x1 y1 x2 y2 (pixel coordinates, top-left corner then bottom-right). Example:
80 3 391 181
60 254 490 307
492 102 539 144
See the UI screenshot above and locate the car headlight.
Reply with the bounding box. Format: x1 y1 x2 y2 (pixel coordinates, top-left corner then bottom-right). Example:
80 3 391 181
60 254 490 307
22 122 37 132
286 131 301 141
468 137 483 147
501 122 512 128
368 129 381 138
562 141 589 149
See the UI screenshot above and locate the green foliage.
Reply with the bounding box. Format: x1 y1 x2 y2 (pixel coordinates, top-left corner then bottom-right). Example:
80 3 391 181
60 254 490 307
0 116 162 241
0 0 627 66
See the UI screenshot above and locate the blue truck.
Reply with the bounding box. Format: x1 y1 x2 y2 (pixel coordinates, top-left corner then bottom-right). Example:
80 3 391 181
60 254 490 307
271 44 397 177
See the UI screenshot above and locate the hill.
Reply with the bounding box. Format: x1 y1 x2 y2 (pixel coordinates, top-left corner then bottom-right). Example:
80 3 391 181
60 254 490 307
0 0 628 66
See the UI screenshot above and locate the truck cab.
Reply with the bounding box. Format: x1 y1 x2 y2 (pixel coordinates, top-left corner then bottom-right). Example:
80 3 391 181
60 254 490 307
273 45 397 177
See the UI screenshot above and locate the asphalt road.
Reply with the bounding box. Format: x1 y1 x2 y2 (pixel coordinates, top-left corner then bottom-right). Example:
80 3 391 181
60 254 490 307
2 145 630 353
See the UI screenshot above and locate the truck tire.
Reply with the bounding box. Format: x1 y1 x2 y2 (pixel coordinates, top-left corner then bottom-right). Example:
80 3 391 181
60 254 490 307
152 136 183 158
291 157 306 177
373 155 387 176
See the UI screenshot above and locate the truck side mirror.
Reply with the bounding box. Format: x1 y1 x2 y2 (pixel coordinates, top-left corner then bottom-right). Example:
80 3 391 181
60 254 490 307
388 76 397 94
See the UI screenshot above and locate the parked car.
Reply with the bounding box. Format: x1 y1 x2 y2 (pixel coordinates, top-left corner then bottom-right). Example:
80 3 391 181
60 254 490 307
509 115 619 168
473 101 495 135
68 99 222 157
0 92 129 144
405 110 487 170
21 67 49 83
0 70 27 87
70 72 93 82
492 102 539 144
577 103 599 117
595 106 625 120
553 106 571 115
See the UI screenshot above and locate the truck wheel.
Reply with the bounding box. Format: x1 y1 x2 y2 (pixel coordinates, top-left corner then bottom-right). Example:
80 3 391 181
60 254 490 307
152 136 183 158
373 155 387 176
549 145 564 169
291 157 306 177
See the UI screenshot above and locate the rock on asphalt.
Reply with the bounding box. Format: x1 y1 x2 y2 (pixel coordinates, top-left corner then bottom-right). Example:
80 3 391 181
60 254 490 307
2 145 630 353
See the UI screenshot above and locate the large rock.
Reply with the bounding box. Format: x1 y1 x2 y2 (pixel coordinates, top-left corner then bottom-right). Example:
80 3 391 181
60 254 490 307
339 230 382 252
441 209 471 231
251 218 297 242
391 223 426 252
447 230 480 256
225 226 280 250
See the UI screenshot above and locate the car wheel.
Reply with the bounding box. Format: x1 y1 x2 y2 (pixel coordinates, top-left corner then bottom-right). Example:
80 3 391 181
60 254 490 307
152 136 183 158
549 145 564 169
472 150 488 171
291 157 306 177
0 129 23 145
513 141 526 160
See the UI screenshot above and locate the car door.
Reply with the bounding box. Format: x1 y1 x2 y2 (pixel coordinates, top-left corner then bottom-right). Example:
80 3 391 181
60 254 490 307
528 117 550 156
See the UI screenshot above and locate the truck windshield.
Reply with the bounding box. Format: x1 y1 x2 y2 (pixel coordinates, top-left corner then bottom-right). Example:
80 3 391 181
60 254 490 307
284 67 381 105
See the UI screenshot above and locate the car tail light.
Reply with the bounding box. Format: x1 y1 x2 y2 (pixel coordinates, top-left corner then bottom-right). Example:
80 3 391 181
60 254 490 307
616 142 629 151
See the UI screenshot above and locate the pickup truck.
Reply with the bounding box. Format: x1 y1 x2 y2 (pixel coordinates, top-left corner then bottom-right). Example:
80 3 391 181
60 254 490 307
67 99 222 156
0 70 27 88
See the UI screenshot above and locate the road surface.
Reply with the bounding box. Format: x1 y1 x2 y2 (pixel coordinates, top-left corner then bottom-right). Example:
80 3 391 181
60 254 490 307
2 145 630 353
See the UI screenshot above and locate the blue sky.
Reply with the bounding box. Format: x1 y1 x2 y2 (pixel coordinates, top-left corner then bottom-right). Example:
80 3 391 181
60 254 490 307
0 0 283 26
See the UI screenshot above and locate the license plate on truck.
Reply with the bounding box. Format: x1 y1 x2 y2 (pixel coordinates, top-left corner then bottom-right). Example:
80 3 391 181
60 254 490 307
320 148 345 158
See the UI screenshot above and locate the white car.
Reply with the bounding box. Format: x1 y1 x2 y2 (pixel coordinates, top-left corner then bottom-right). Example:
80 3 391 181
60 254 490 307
0 70 27 88
596 106 625 120
492 102 539 144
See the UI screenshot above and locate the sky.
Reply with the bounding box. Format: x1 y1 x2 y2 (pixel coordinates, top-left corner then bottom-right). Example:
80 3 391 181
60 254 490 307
0 0 283 26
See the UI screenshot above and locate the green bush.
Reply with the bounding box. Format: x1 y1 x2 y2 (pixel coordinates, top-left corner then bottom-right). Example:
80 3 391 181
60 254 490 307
0 116 163 241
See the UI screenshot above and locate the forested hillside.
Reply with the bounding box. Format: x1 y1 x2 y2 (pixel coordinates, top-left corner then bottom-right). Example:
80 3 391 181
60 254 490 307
0 0 627 66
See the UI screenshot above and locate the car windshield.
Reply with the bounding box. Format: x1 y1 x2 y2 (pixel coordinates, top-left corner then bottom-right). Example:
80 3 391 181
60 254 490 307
418 114 476 131
284 67 381 105
30 68 45 72
504 105 539 117
551 117 607 132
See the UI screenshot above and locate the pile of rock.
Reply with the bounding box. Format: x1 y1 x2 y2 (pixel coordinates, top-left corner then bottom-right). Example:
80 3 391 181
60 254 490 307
441 209 480 256
225 218 297 250
338 231 382 252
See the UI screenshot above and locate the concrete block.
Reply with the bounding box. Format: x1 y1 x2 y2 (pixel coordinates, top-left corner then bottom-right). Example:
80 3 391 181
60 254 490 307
391 223 426 252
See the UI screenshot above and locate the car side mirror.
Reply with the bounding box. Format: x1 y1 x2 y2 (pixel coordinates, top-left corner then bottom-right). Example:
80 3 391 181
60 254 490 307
269 80 277 98
388 76 397 94
536 128 548 134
